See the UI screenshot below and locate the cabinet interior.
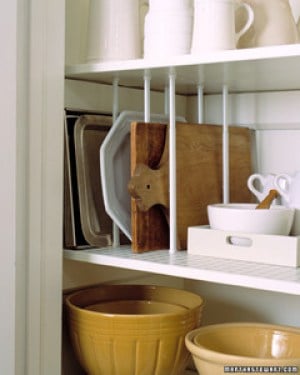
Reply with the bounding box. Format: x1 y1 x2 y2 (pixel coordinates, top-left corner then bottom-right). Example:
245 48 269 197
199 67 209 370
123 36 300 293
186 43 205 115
62 1 300 374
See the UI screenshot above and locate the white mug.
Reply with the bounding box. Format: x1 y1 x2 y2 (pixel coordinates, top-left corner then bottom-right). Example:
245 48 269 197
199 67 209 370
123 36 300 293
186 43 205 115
191 0 254 53
274 171 300 235
247 173 281 204
144 0 193 58
86 0 145 62
149 0 192 10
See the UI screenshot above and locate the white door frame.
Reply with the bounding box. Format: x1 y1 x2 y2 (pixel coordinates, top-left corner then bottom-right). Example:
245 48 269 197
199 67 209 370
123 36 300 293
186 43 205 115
26 0 65 374
0 1 18 373
0 0 65 374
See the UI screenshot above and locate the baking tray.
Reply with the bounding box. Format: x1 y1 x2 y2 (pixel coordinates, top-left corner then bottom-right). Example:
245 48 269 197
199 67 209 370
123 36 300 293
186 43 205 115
64 112 90 249
74 114 113 247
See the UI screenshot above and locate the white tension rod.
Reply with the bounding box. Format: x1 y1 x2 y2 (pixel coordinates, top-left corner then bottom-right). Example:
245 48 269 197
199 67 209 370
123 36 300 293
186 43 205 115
222 84 229 204
197 84 204 123
144 72 151 122
112 78 120 247
168 70 177 253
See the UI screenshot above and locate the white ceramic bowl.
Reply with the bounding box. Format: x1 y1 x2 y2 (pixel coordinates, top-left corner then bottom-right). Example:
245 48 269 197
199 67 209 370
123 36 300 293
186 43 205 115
207 203 295 235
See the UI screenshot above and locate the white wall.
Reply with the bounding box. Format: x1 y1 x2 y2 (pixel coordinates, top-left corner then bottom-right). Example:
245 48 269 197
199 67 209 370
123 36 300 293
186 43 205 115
187 91 300 175
65 79 187 118
185 280 300 327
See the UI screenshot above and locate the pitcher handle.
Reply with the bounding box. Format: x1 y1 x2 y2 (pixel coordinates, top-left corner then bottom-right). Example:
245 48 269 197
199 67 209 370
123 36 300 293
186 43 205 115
140 0 149 47
235 2 254 43
247 174 266 202
274 173 292 204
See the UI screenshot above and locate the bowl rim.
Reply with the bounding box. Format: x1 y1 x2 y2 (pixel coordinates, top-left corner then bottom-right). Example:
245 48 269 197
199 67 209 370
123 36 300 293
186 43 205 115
185 322 300 363
65 284 205 319
208 203 295 212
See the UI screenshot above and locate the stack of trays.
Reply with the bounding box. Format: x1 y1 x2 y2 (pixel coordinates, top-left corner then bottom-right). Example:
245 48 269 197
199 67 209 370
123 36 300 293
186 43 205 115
63 111 113 249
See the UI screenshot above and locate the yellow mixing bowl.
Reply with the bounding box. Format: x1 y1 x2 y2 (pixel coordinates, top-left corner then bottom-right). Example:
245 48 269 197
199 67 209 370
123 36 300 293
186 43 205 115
185 322 300 375
66 284 204 375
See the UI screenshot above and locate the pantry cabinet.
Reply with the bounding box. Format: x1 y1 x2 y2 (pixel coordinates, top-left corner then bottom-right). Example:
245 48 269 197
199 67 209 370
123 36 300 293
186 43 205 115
2 1 300 375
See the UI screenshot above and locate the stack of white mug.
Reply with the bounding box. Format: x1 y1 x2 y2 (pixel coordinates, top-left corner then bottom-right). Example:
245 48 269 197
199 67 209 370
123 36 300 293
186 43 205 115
84 0 299 62
144 0 255 57
248 172 300 236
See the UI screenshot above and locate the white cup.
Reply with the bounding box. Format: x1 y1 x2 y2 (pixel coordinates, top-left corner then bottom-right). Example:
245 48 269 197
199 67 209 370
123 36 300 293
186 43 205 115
149 0 192 10
247 173 281 204
274 171 300 235
191 0 254 53
144 0 193 58
86 0 145 62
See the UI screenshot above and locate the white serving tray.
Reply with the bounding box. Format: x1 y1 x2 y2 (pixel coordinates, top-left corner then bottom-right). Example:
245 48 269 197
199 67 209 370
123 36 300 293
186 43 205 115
187 226 300 267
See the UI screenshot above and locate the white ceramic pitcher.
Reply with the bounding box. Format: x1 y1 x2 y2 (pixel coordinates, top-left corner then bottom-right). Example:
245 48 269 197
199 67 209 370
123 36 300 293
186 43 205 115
237 0 299 48
144 0 193 57
275 172 300 208
191 0 254 53
86 0 146 62
247 173 281 204
289 0 300 38
274 171 300 235
290 0 300 24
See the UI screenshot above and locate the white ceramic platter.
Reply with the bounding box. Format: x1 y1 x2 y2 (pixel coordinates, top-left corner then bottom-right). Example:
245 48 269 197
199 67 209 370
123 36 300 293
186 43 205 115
100 111 185 240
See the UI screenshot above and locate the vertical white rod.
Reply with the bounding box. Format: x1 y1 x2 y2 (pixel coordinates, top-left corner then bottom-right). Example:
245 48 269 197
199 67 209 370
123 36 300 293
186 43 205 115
222 84 230 204
169 71 177 253
144 72 151 122
112 78 119 123
112 78 120 247
197 84 204 123
164 86 169 115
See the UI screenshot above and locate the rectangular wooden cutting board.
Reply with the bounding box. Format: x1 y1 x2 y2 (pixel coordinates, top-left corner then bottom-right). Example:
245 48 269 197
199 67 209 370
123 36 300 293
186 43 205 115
130 122 255 252
130 122 170 252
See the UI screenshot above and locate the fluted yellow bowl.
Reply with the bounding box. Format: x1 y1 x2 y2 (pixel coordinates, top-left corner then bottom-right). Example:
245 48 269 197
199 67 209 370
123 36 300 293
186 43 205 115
66 284 204 375
185 322 300 375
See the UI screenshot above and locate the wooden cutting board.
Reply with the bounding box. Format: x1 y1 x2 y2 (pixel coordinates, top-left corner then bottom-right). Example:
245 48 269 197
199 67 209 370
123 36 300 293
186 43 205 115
129 122 254 252
129 122 170 252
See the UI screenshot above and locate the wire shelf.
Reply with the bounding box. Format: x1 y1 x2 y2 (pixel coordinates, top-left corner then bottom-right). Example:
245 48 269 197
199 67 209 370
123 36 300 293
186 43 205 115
64 246 300 296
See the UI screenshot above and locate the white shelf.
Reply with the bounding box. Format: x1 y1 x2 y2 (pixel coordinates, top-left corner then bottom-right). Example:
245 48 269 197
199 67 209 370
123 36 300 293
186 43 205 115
65 44 300 298
64 246 300 296
65 44 300 94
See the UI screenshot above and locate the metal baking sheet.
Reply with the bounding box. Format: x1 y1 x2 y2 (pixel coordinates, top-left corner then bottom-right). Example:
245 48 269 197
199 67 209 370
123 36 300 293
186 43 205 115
64 112 90 249
74 114 113 247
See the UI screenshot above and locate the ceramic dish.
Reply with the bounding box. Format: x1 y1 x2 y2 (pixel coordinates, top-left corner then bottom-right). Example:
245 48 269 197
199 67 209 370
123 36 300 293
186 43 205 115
208 203 295 236
100 111 185 240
